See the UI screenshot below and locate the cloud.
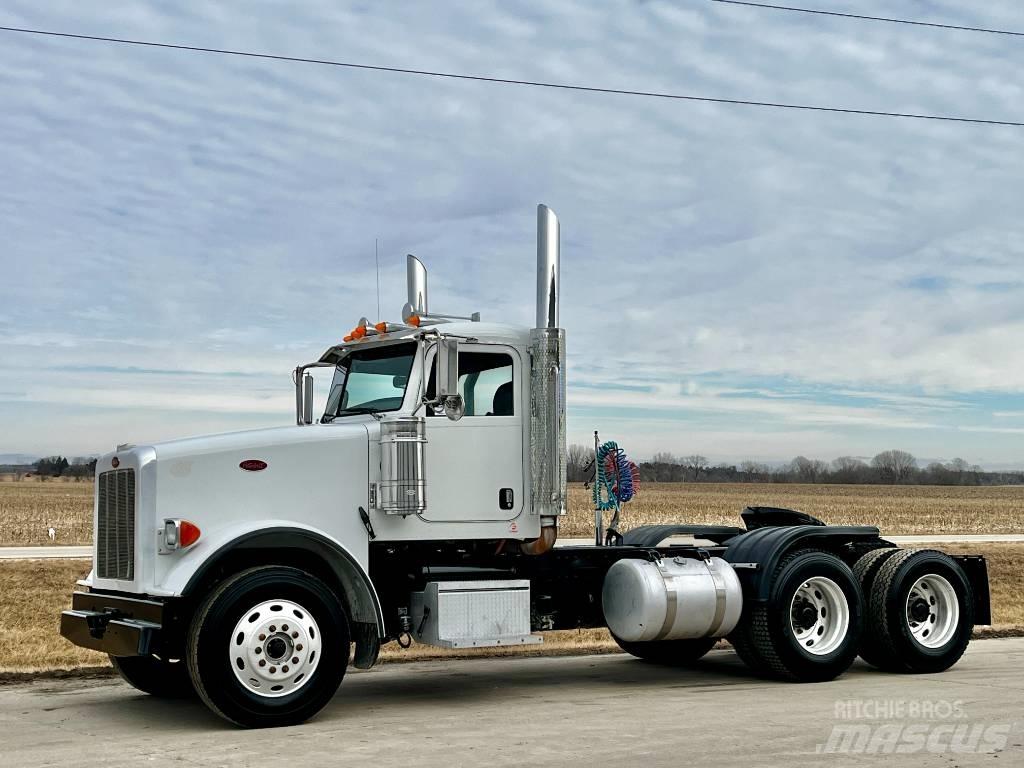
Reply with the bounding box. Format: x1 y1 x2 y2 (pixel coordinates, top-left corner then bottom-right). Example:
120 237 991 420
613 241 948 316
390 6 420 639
0 0 1022 466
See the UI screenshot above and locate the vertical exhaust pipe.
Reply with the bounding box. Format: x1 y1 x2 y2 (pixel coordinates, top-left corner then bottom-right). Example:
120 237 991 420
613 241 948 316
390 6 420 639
406 254 428 316
523 204 566 555
536 204 559 329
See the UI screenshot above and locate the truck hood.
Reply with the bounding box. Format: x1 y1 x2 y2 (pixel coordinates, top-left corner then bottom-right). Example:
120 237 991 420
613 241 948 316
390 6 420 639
148 422 371 462
92 421 375 595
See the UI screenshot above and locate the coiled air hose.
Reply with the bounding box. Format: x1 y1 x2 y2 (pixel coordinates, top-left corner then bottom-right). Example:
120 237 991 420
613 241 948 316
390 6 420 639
592 441 639 509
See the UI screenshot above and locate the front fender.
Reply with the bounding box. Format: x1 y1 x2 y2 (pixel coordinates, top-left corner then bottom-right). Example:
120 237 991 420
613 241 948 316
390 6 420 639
156 520 384 635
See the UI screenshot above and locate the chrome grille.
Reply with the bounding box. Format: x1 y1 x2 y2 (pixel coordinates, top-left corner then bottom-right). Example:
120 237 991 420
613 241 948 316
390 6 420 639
96 469 135 580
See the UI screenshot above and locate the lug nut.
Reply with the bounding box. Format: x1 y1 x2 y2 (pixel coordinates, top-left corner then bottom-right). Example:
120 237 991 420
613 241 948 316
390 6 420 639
282 665 290 673
282 624 289 632
258 659 266 667
292 657 299 664
269 625 276 632
258 633 266 641
254 647 261 655
296 644 303 651
291 631 299 639
269 666 277 673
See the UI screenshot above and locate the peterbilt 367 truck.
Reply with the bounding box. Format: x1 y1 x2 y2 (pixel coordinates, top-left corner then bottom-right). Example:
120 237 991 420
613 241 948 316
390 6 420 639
61 205 990 728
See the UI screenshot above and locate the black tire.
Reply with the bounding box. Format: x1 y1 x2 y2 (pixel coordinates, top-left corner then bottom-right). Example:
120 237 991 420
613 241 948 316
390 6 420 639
612 634 717 665
862 549 973 674
186 566 349 728
729 549 862 682
851 547 900 668
110 654 196 698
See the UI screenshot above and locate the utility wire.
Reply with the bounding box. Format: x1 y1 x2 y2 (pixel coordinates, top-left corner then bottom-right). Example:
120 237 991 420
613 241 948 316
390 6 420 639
711 1 1024 37
1 24 1023 127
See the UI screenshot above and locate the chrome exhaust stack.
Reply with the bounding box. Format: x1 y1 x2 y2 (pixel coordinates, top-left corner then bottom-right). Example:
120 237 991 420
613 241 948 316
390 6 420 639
524 204 566 554
536 204 560 329
406 254 428 316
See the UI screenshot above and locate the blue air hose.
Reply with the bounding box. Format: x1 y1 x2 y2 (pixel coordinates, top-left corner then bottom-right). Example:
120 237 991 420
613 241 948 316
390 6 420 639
592 441 639 511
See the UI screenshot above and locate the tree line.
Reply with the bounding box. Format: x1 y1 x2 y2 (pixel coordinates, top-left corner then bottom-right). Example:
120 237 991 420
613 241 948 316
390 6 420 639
567 446 1023 486
19 456 98 480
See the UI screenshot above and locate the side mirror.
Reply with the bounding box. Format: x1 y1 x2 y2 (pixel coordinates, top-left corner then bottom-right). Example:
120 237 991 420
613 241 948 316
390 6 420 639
434 338 464 421
295 369 315 425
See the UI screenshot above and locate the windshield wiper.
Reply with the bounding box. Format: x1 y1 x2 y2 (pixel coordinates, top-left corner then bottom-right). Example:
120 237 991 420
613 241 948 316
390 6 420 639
331 407 381 418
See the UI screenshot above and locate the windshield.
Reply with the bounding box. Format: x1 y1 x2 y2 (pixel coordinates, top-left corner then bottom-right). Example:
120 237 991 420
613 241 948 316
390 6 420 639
323 343 416 421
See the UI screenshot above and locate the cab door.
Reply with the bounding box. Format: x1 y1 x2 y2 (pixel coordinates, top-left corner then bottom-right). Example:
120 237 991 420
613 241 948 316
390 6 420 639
422 344 524 523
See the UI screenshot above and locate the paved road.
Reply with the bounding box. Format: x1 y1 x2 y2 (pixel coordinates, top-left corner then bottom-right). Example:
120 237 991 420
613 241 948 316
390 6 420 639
0 545 92 559
2 638 1022 767
2 534 1023 561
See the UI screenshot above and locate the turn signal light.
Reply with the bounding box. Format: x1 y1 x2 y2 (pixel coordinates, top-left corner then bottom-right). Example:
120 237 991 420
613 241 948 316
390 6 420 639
408 314 421 327
374 321 388 333
163 519 202 551
179 520 202 548
343 334 353 342
352 325 366 339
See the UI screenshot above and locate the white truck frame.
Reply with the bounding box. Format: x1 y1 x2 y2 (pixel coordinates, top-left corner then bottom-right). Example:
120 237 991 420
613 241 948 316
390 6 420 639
61 205 991 728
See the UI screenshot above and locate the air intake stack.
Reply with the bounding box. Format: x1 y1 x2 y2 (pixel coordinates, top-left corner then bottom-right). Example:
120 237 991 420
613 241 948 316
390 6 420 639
528 204 567 528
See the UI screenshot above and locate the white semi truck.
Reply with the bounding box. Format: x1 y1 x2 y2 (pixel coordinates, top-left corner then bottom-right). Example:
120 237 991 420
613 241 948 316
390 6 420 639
61 205 991 728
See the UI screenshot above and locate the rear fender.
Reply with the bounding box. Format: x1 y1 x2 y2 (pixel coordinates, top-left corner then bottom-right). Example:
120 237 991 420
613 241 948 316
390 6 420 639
724 525 883 602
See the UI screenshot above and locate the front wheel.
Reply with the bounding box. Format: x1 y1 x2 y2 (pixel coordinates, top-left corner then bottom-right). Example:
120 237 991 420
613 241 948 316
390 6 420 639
110 654 195 698
186 566 350 728
612 634 717 665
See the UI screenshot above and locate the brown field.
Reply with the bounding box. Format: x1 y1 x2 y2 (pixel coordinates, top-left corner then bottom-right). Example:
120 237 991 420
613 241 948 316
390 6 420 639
564 482 1024 538
2 544 1022 675
1 480 1022 547
0 480 93 546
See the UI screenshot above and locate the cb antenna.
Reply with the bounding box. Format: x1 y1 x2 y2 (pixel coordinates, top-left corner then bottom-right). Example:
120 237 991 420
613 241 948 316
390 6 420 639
375 237 381 320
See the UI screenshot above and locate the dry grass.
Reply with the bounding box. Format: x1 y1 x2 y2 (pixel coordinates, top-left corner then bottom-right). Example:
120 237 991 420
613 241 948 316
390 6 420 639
3 545 1023 674
564 482 1024 538
0 481 93 546
1 481 1022 547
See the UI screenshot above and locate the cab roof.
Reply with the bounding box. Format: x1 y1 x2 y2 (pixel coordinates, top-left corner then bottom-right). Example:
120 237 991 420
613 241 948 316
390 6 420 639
318 321 531 365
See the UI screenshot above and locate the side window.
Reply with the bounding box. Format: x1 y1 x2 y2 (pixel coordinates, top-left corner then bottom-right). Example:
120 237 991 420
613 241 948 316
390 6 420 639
427 350 514 417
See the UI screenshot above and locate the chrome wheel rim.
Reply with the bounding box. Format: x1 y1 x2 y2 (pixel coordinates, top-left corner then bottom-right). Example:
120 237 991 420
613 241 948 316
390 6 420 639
789 576 850 656
230 599 322 698
906 574 959 649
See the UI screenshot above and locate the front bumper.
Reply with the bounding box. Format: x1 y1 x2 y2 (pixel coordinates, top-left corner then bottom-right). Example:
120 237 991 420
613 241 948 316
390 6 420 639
60 591 164 657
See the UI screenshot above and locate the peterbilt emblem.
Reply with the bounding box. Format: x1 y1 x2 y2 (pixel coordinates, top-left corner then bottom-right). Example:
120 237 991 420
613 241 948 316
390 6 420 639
111 456 120 468
239 459 268 472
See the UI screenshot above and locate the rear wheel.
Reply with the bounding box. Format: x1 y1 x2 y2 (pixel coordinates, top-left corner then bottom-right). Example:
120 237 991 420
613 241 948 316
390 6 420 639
852 547 900 667
861 549 973 673
612 635 717 665
110 654 195 698
186 566 349 728
730 549 862 682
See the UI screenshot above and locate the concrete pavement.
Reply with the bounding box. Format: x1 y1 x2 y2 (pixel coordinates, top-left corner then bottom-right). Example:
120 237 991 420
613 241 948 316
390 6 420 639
0 545 92 559
2 638 1022 767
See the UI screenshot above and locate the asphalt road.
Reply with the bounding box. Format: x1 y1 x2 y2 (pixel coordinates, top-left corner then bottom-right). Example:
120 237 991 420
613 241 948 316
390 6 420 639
3 534 1023 560
3 638 1022 767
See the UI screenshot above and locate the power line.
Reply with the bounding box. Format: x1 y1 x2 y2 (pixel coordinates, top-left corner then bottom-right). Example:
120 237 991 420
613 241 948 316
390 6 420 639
711 1 1024 37
1 24 1023 128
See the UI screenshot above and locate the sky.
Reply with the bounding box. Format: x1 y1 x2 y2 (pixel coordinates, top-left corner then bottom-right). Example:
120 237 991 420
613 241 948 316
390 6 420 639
1 1 1023 468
